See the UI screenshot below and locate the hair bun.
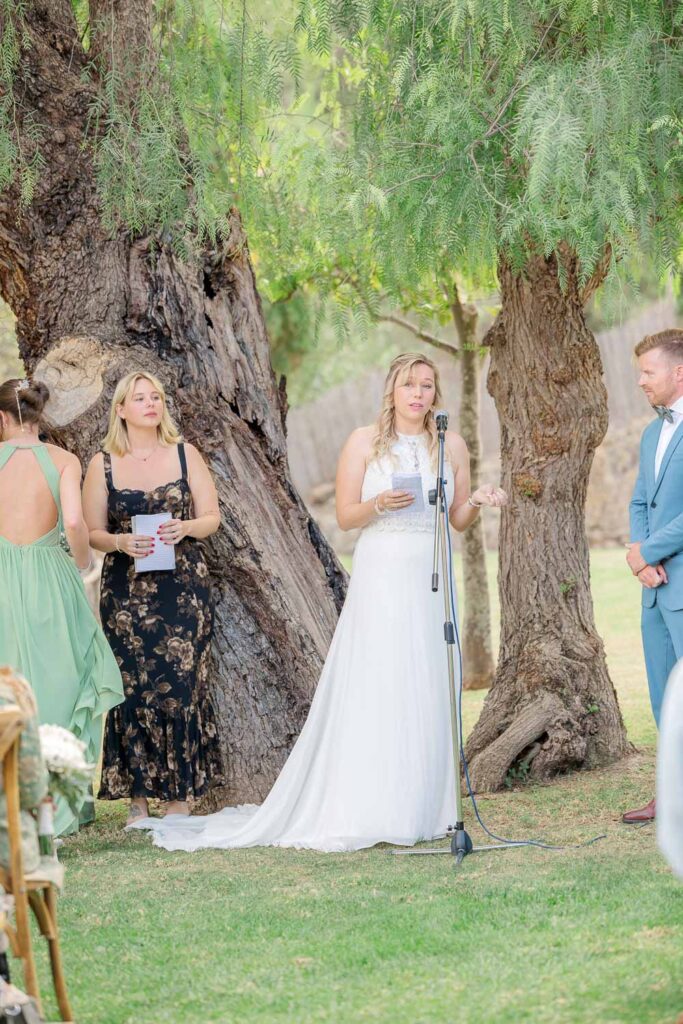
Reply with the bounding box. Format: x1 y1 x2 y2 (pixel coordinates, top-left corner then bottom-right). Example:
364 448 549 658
20 380 50 413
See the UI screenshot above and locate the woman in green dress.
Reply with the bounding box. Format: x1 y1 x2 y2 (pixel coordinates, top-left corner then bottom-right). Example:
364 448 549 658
0 378 124 835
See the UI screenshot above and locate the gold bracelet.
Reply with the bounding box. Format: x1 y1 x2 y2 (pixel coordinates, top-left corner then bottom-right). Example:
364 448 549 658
115 534 121 552
467 495 482 509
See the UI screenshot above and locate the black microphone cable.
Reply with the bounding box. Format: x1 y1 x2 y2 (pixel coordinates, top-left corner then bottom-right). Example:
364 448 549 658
442 497 607 852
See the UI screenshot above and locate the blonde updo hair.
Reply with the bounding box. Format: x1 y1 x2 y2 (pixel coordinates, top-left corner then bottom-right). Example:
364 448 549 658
102 371 181 457
370 353 443 468
0 378 50 437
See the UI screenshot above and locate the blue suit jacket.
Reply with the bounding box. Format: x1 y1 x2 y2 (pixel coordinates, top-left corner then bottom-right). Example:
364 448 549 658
630 416 683 610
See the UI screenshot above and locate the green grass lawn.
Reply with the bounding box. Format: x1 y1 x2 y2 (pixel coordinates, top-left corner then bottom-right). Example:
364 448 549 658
38 549 682 1024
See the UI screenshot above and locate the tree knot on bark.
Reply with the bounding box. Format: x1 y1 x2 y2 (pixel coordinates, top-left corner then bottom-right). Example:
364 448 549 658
550 366 573 386
33 335 109 427
482 315 505 350
513 472 543 501
531 425 568 458
558 576 579 598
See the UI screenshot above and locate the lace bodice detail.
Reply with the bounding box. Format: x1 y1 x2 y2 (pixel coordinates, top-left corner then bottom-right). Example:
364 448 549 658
361 433 455 534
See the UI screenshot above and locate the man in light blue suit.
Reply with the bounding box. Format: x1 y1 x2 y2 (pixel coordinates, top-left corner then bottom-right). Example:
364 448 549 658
626 328 683 824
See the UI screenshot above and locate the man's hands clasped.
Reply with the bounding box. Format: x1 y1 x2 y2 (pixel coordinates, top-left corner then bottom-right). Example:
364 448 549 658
626 541 668 589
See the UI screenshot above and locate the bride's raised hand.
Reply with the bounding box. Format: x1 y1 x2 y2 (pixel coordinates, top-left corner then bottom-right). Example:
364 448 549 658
471 484 508 508
376 489 415 513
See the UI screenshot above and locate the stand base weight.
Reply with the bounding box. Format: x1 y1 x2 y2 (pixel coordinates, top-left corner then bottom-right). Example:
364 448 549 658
450 824 473 864
391 825 512 861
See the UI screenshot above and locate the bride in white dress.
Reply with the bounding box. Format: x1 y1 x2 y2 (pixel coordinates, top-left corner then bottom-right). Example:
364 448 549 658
128 353 506 852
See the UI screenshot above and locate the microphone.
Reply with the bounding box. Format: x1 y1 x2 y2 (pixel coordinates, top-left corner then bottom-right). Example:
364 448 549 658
435 409 449 433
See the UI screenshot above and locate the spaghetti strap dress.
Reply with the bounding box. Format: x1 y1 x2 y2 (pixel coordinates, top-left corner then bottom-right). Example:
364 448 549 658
0 442 124 835
98 443 224 803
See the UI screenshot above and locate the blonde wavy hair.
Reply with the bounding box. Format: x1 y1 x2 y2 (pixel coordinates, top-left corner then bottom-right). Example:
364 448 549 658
370 353 443 468
102 371 181 456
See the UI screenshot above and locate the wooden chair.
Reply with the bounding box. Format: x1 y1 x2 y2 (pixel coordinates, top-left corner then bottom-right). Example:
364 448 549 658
0 704 74 1022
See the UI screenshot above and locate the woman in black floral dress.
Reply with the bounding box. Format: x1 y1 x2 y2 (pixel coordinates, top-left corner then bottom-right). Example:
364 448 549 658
83 371 224 824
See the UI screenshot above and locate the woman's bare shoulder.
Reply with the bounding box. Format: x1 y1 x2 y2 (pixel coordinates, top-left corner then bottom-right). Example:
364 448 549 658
45 443 82 472
344 424 376 452
181 441 205 465
445 429 468 459
84 449 106 473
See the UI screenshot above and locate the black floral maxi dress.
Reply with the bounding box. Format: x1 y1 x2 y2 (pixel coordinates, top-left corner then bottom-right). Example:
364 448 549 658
98 444 224 803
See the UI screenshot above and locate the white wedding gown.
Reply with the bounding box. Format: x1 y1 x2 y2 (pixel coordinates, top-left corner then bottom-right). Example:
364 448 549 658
128 432 458 852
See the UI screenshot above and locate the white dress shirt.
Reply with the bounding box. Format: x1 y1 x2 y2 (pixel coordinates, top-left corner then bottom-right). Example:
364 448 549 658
658 659 683 878
654 395 683 479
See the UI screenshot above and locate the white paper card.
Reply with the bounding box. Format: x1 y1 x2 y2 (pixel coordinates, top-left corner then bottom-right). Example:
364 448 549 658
132 512 176 573
390 473 425 515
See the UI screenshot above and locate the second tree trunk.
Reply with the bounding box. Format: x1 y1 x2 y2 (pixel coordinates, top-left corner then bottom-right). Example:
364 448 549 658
459 341 495 691
465 255 630 790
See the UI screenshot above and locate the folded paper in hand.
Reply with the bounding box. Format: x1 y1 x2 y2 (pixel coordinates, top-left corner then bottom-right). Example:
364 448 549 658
132 512 176 573
390 473 425 515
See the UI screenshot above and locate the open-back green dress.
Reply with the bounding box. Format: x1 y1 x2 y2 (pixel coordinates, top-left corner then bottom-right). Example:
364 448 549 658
0 442 124 835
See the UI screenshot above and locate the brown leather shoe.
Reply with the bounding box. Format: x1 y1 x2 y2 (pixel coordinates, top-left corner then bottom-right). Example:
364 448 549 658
622 798 656 824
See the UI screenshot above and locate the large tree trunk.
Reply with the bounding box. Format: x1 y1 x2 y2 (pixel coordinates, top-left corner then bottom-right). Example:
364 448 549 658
465 255 629 791
450 295 495 690
0 1 345 806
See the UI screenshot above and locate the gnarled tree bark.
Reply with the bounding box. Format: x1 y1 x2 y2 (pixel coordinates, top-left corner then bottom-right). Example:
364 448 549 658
0 0 345 806
465 254 630 791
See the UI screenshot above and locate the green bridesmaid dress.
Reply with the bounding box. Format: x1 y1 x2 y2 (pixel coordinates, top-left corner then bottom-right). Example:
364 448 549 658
0 442 124 835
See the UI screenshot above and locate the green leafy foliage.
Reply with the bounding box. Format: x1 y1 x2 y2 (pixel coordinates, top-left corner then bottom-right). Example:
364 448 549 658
81 0 304 253
0 0 44 210
0 0 679 351
291 0 682 291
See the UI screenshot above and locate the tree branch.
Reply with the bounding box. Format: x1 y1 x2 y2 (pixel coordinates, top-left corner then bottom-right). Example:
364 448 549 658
384 168 447 197
482 15 560 141
443 279 478 348
378 313 459 356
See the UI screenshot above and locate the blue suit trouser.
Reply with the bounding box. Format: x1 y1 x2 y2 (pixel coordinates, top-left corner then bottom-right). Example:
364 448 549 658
641 600 683 726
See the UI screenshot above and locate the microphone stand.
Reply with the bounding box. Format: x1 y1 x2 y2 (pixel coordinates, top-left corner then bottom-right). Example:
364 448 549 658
432 418 472 863
392 416 507 865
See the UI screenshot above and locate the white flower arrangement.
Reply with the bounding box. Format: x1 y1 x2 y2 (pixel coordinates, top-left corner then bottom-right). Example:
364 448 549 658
39 724 95 815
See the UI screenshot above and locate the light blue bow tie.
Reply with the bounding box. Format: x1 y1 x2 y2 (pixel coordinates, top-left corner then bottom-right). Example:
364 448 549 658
656 406 675 423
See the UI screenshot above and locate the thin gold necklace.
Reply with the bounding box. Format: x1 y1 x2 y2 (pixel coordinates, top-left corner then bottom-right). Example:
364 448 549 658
129 445 159 463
